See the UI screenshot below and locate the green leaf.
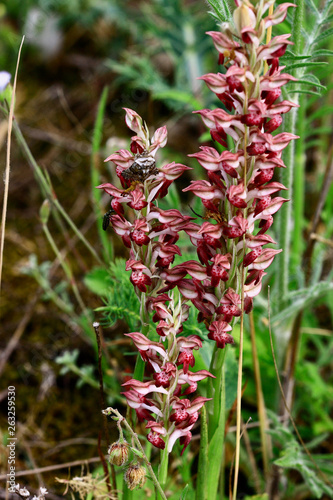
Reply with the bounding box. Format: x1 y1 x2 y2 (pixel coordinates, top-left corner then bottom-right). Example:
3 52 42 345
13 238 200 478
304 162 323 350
55 349 79 366
180 484 189 500
153 89 203 110
84 267 111 297
305 126 333 137
305 0 319 14
281 53 311 60
244 495 269 500
288 89 321 96
312 49 333 57
91 86 113 262
207 0 234 24
196 405 208 500
271 282 333 326
206 349 227 500
314 27 333 44
130 448 144 459
284 61 328 72
296 77 326 89
307 105 333 122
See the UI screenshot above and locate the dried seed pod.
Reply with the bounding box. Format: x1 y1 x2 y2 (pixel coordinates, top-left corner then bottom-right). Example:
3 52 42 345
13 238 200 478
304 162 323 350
124 463 146 490
108 441 129 466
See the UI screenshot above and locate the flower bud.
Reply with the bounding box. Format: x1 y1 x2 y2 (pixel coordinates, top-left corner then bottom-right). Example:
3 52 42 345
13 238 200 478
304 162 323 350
125 463 146 490
233 5 256 37
39 200 51 224
108 441 129 466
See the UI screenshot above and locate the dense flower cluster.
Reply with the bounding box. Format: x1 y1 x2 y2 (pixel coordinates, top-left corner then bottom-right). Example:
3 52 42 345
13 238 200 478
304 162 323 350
99 0 297 454
175 0 298 344
98 110 213 454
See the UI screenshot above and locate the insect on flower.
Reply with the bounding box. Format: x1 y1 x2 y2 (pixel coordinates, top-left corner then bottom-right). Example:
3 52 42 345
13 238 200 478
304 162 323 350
102 209 115 231
122 150 159 183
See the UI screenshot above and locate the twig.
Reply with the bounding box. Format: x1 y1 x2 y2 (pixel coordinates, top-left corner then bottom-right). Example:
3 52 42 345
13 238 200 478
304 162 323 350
97 432 112 495
241 418 261 494
229 418 252 500
0 36 25 292
309 233 333 248
0 457 102 480
93 323 116 495
0 294 39 376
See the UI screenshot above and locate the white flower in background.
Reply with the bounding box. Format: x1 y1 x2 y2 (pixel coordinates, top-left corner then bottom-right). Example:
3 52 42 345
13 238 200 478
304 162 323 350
0 71 11 91
24 8 63 58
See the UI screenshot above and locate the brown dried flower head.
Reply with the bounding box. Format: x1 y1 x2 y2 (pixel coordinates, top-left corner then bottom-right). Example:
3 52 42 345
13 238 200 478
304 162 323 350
124 463 146 490
108 441 129 467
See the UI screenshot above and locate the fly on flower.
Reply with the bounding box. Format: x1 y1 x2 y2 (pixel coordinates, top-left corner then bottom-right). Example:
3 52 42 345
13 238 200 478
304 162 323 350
122 150 159 183
102 208 115 231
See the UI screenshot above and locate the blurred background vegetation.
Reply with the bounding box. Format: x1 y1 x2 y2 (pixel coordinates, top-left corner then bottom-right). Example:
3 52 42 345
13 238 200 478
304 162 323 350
0 0 332 498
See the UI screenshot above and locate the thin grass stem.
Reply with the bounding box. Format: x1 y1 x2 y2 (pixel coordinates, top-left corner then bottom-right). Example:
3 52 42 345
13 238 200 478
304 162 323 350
0 36 24 293
9 118 104 266
249 311 272 489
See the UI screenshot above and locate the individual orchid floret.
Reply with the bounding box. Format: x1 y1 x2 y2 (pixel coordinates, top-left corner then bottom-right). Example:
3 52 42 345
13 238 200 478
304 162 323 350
208 318 234 349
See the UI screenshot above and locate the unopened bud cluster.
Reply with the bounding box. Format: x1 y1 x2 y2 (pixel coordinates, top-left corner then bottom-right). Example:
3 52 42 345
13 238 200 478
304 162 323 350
108 441 129 466
99 0 297 454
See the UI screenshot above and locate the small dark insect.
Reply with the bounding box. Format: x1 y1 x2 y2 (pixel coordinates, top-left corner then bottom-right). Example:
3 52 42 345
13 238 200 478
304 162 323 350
188 205 226 223
122 150 158 183
102 209 114 231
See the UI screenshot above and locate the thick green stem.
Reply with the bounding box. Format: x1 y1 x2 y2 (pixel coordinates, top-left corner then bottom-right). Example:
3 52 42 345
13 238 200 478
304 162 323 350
276 106 297 303
276 0 304 305
207 347 227 439
196 405 208 500
158 437 169 490
206 358 226 500
292 96 306 265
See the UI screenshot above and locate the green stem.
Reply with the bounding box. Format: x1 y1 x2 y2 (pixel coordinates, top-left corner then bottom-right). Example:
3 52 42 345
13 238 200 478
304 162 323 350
42 222 88 316
232 292 245 500
133 293 150 381
276 0 304 305
90 86 113 263
205 349 227 500
10 117 104 266
196 405 208 500
292 95 306 266
158 436 169 490
207 347 226 439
